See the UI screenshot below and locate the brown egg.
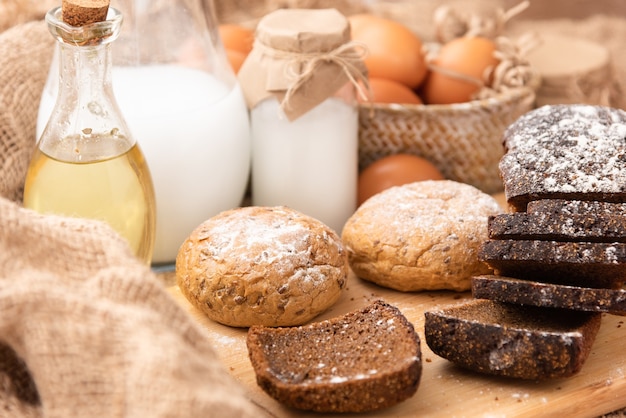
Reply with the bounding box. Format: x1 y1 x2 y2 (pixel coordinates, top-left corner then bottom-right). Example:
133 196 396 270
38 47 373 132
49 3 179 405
349 14 428 89
218 24 254 55
360 77 423 105
358 154 445 206
421 36 499 105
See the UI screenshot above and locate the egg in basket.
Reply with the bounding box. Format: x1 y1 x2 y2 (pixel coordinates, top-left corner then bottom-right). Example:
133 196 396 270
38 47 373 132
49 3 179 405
351 6 538 195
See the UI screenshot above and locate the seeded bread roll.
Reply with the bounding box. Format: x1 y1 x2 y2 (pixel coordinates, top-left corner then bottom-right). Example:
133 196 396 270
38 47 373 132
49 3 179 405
176 206 348 327
246 300 422 413
424 299 601 380
342 180 503 292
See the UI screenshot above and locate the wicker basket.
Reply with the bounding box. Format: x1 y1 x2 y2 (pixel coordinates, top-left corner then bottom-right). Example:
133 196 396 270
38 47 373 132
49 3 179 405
358 86 536 194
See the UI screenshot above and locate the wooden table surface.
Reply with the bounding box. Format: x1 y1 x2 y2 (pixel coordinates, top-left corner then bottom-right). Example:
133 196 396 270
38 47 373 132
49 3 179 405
164 271 626 418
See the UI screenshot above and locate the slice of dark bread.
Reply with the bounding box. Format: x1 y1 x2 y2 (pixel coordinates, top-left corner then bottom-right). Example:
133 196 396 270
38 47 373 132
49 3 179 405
246 300 422 413
479 239 626 288
487 212 626 243
499 105 626 212
424 299 602 380
472 275 626 315
527 199 626 216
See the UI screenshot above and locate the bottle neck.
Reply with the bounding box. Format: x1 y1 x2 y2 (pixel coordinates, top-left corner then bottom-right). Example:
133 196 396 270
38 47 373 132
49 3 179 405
38 5 134 163
40 37 135 163
56 41 114 112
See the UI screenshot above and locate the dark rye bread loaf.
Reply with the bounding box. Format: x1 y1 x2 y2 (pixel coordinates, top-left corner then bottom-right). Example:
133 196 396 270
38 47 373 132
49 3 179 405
499 105 626 212
424 299 602 380
487 211 626 243
472 275 626 315
246 300 422 413
479 239 626 288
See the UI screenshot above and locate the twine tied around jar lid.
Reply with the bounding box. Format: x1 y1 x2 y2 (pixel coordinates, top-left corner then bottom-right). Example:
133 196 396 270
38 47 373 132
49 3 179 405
253 38 371 116
426 0 538 100
237 8 369 121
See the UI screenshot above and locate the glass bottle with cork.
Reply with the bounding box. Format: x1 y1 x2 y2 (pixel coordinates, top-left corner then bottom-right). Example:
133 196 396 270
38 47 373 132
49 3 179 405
238 8 369 234
37 0 252 267
23 0 156 264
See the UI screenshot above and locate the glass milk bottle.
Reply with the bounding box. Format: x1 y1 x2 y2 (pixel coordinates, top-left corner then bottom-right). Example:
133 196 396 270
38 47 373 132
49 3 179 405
238 8 367 234
37 0 252 266
24 5 156 264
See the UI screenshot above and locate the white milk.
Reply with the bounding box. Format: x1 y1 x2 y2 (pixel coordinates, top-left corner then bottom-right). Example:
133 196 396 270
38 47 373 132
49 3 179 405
250 98 358 234
38 65 251 265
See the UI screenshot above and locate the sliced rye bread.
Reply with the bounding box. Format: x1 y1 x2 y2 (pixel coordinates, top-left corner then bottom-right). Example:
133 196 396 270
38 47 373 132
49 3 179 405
246 300 422 413
499 104 626 212
478 239 626 288
527 199 626 216
472 275 626 315
424 299 602 380
487 212 626 243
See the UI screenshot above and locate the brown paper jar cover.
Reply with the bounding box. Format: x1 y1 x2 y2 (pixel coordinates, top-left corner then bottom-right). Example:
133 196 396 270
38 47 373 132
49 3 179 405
237 8 367 120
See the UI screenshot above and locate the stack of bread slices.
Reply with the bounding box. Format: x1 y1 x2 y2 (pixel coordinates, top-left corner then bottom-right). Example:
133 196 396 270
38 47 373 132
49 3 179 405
425 104 626 380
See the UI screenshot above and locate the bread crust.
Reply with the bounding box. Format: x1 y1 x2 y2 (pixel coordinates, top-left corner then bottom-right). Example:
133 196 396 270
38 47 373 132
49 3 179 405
425 299 601 380
472 274 626 315
487 211 626 242
176 206 348 327
342 180 502 291
479 239 626 288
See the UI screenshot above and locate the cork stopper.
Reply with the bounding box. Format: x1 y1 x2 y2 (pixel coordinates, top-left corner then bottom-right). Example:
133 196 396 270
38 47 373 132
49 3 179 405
62 0 110 26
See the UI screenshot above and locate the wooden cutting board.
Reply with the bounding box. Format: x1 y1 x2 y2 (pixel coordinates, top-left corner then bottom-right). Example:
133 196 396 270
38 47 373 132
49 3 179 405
167 272 626 418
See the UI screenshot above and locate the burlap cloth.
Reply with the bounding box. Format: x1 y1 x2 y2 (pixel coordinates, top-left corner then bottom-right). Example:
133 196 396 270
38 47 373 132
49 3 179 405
0 197 265 418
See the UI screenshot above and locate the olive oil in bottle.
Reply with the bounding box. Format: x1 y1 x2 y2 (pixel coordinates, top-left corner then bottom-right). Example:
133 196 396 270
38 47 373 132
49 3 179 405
25 4 156 264
24 139 155 263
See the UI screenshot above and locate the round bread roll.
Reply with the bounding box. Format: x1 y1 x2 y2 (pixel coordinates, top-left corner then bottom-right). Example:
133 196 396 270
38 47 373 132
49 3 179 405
176 206 348 327
342 180 502 292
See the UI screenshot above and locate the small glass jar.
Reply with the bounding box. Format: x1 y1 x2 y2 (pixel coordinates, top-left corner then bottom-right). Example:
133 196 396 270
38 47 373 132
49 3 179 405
238 8 367 234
